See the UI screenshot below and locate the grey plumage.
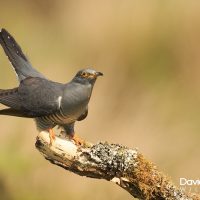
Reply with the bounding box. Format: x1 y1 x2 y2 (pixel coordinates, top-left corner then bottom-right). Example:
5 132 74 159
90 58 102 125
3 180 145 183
0 28 103 137
0 28 45 81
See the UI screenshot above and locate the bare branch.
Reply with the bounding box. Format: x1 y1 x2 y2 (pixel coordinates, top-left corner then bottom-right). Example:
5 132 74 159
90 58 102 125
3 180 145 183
35 131 200 200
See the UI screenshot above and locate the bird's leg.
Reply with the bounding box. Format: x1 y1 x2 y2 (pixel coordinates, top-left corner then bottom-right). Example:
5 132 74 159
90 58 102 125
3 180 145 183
63 123 85 146
69 133 85 146
48 128 56 145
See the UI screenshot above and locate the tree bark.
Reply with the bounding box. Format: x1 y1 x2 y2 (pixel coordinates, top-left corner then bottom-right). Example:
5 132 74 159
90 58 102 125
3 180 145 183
35 131 200 200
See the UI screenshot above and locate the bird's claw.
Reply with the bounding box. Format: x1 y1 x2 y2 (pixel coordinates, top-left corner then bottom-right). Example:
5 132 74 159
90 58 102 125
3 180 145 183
70 134 85 146
58 130 85 145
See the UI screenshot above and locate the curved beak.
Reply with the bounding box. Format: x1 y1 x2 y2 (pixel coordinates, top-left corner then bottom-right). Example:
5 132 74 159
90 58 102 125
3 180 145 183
95 72 103 77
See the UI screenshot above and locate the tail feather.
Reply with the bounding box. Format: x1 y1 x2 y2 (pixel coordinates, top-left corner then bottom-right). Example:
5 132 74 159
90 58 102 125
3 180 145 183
0 28 46 81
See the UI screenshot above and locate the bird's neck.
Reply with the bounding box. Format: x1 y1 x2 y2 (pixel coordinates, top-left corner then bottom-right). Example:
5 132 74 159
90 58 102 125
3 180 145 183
71 76 96 86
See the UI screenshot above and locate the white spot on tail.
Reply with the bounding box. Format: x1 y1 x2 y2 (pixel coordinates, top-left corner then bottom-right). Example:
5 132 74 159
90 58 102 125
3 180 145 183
58 96 62 109
8 36 10 39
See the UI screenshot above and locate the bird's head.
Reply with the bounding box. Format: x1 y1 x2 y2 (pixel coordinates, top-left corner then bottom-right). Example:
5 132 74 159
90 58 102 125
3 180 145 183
73 69 103 85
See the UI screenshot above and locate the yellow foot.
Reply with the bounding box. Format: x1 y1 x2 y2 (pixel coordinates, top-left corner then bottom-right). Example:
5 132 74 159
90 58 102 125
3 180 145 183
70 134 85 146
48 128 56 145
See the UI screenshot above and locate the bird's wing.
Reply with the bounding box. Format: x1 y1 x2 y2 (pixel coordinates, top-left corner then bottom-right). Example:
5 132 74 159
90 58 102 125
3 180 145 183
0 28 46 82
0 108 33 118
0 88 21 109
0 77 63 117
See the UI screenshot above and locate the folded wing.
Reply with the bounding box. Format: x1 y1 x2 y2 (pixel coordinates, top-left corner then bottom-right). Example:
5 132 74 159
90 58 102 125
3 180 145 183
0 77 63 117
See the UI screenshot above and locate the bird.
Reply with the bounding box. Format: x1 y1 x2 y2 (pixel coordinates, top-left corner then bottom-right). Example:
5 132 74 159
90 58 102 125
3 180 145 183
0 28 103 145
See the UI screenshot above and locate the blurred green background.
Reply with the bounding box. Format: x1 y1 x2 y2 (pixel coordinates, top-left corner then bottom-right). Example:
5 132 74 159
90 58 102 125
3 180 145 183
0 1 200 199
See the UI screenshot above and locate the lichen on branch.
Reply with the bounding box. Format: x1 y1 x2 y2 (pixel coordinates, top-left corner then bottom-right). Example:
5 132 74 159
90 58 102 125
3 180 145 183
35 131 200 200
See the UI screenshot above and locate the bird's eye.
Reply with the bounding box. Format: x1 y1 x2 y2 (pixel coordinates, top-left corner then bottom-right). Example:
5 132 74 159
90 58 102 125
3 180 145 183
81 72 88 77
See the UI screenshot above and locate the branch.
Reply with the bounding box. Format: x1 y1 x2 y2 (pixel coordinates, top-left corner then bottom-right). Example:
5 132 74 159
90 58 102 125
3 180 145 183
35 132 200 200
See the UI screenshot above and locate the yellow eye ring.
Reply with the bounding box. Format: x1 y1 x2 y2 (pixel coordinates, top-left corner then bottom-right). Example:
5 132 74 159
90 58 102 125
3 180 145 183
81 72 87 77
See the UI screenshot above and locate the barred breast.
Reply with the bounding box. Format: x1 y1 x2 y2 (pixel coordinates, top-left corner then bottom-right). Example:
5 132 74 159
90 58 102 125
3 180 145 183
35 110 75 131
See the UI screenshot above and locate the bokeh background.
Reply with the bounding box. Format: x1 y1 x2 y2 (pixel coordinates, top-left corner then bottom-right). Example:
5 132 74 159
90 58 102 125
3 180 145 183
0 1 200 199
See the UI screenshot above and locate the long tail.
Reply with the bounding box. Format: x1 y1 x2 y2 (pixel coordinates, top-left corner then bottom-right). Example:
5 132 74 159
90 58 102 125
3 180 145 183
0 28 46 82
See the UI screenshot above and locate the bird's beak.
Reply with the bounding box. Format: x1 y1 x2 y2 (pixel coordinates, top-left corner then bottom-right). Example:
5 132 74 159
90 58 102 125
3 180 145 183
95 72 103 77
